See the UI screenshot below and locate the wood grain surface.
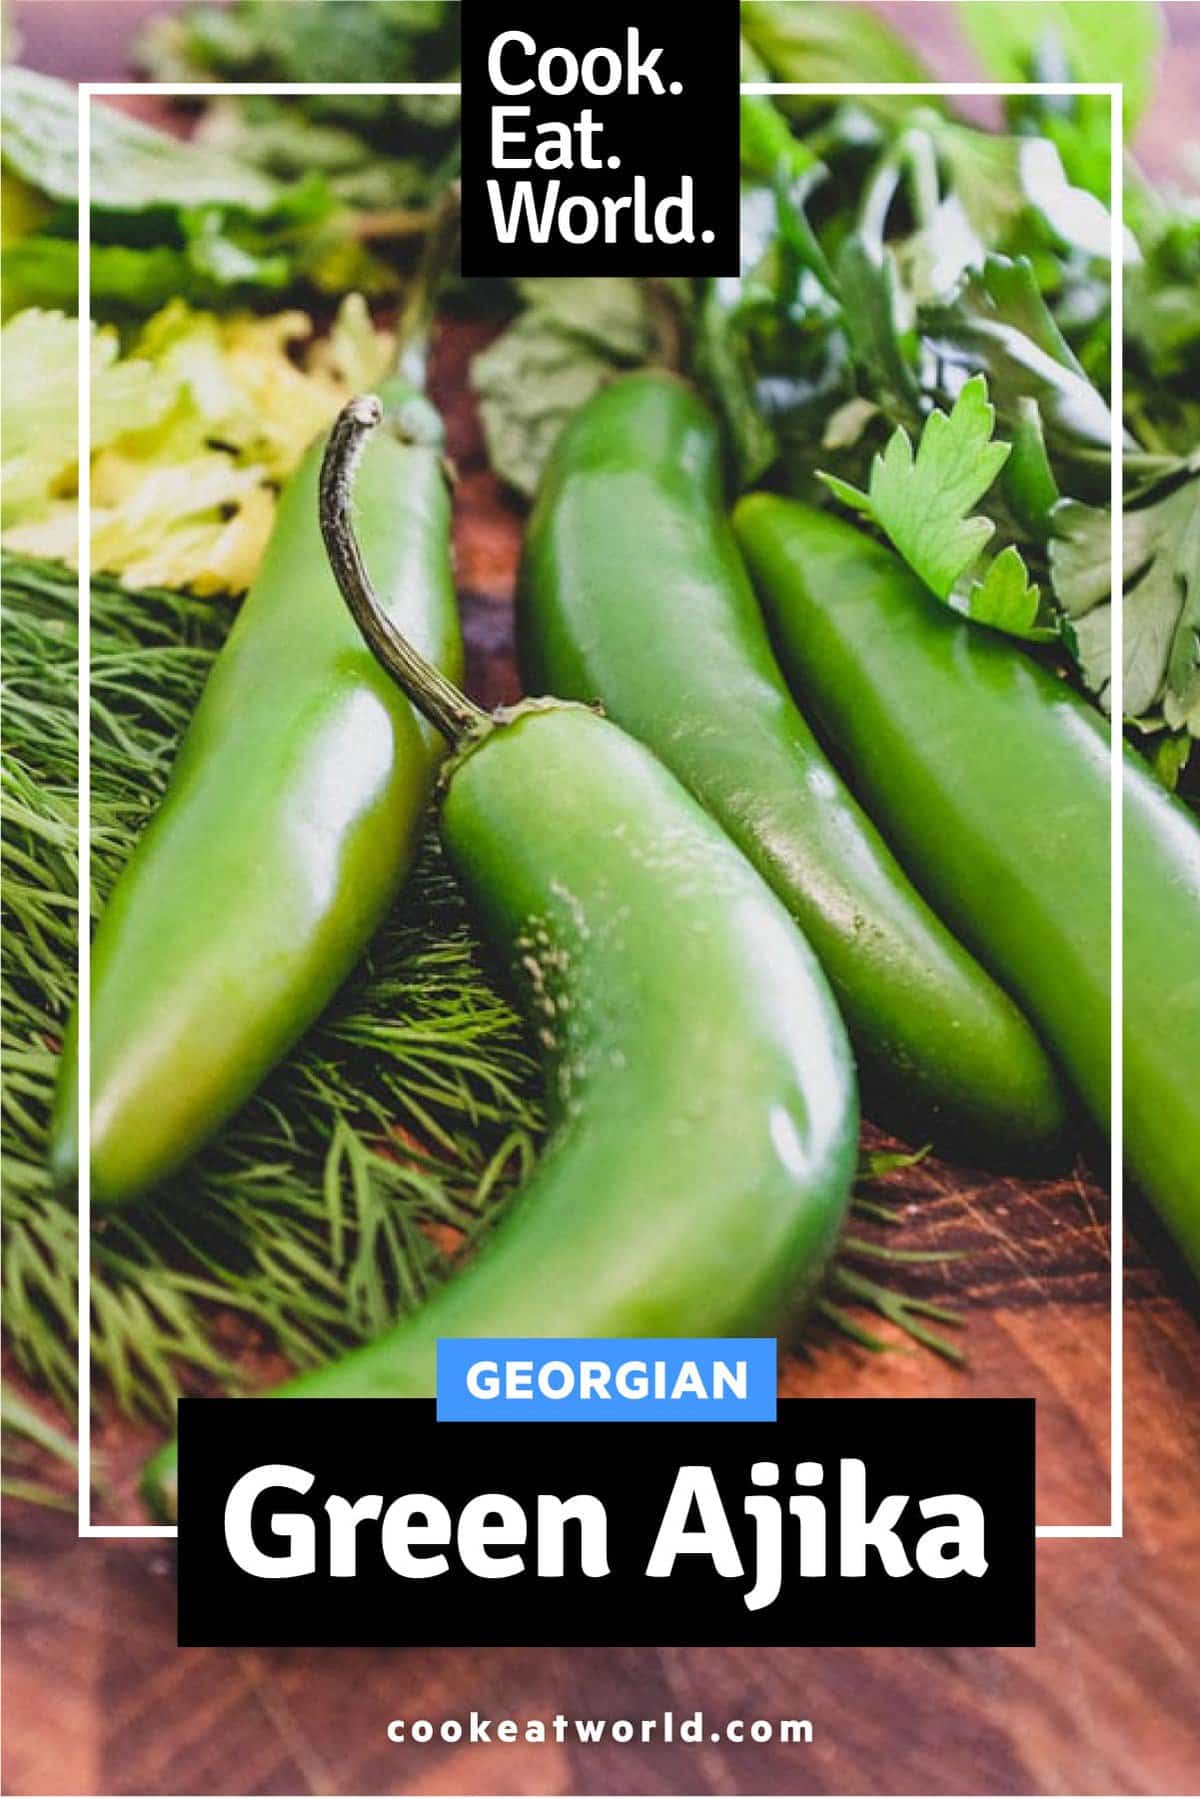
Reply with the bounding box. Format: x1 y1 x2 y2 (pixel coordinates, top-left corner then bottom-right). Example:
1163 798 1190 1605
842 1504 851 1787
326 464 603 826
4 5 1200 1796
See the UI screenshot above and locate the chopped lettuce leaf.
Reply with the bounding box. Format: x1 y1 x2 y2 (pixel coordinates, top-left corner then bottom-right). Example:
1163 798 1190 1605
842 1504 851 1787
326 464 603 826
316 291 398 392
1 296 394 595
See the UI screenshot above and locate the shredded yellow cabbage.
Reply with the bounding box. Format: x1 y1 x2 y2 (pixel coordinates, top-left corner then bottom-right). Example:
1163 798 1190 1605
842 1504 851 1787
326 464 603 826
1 295 394 595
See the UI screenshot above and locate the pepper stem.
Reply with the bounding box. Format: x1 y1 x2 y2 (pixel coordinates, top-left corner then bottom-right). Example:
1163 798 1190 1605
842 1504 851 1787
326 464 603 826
388 181 462 393
319 395 490 749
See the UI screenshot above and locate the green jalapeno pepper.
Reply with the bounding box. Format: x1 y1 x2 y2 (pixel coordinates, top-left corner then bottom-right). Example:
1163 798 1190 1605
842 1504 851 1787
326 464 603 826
733 494 1200 1276
140 396 859 1519
518 372 1067 1164
49 378 461 1208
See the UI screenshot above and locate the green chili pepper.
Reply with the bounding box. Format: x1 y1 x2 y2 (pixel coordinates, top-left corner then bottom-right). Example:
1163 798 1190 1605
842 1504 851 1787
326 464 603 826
51 205 466 1210
733 494 1200 1277
140 396 859 1519
49 389 459 1209
518 373 1067 1164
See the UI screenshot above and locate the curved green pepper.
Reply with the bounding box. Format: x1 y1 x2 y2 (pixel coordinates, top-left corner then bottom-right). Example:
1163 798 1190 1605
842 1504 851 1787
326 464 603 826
518 373 1067 1164
50 379 461 1208
141 397 858 1518
733 494 1200 1275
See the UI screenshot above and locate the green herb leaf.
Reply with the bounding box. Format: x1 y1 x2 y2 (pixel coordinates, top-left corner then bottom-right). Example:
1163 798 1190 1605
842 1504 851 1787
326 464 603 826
3 236 182 317
740 93 819 185
1124 211 1200 395
835 234 923 425
193 96 437 210
471 280 657 498
820 375 1055 641
1050 471 1200 731
818 472 875 517
920 115 1026 249
511 277 655 363
1147 731 1193 790
471 316 619 500
692 171 841 492
693 281 780 492
138 0 458 95
1003 396 1061 539
132 1 462 199
1 66 285 215
0 69 402 317
921 255 1118 479
741 1 935 125
959 1 1162 132
962 543 1054 641
824 375 1010 597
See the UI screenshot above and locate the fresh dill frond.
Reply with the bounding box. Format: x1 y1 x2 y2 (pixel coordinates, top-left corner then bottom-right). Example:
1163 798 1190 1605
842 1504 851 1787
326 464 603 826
2 553 541 1421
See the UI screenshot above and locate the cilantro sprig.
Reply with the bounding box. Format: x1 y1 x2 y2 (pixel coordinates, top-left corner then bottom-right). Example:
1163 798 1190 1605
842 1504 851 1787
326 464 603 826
820 376 1056 641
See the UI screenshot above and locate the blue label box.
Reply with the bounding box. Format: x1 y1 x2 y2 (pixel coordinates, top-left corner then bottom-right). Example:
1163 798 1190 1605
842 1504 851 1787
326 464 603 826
436 1338 777 1421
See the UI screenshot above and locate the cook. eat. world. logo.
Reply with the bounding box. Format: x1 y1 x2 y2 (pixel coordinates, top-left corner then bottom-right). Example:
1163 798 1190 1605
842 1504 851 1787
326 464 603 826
460 3 740 277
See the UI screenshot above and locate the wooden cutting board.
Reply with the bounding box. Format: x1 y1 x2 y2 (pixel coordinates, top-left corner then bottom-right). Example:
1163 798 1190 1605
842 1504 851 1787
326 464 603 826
5 5 1200 1794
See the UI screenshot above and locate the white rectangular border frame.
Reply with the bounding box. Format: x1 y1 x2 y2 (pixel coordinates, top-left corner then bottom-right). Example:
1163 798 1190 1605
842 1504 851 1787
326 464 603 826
76 80 1124 1541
